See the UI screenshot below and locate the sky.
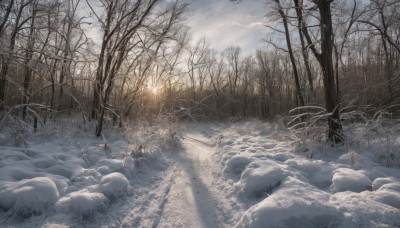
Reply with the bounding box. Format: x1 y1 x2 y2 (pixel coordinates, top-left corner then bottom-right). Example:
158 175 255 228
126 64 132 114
185 0 267 55
80 0 268 56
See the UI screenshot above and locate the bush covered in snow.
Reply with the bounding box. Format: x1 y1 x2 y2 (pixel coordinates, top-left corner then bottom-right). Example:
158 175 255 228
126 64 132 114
237 177 341 228
0 177 59 217
372 177 399 190
56 191 108 218
95 159 125 175
331 168 372 193
94 172 129 199
238 160 287 197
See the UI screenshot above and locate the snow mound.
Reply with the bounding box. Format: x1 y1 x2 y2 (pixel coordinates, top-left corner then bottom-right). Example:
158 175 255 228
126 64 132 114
95 172 129 199
273 153 292 162
379 182 400 191
236 177 340 228
0 177 59 217
71 169 101 187
56 192 108 218
331 168 372 193
32 154 58 169
45 175 70 196
0 165 37 181
372 177 399 190
285 158 334 188
45 164 75 179
220 150 238 165
373 189 400 209
95 159 125 175
83 145 109 166
239 160 286 197
223 155 251 175
330 191 400 227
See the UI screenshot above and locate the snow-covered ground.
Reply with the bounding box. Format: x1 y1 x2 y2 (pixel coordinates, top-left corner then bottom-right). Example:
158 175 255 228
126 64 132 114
213 120 400 227
1 117 400 227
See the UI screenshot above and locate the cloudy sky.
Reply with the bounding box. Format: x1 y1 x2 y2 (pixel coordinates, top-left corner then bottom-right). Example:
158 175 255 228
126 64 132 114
185 0 267 55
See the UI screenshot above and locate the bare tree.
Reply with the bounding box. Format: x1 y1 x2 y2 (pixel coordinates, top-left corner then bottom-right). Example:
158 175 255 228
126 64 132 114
272 0 305 106
296 0 343 143
0 0 33 109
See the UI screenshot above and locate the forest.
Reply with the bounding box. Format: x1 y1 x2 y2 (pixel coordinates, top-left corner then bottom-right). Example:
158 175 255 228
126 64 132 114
0 0 398 140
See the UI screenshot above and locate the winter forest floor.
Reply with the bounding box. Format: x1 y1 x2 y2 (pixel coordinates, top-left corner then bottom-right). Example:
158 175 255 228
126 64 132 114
1 117 400 227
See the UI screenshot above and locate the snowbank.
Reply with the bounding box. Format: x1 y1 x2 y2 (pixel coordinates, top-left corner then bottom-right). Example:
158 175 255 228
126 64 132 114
215 120 400 227
0 118 173 226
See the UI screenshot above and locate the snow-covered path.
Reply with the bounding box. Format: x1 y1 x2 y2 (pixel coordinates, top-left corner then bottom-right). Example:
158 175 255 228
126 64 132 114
156 132 220 227
112 130 230 228
3 120 399 227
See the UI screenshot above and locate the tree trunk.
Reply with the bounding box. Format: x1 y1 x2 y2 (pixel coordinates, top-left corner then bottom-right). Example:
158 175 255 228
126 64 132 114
293 0 314 98
317 0 343 143
275 0 305 107
22 5 37 119
0 0 25 109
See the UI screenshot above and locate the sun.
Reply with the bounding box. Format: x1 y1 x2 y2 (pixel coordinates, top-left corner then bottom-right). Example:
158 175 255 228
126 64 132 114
149 85 161 95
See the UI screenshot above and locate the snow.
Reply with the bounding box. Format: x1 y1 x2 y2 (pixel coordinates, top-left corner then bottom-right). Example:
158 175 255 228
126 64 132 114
94 172 129 199
285 158 335 188
223 155 251 175
95 159 125 175
331 168 372 193
0 177 59 217
373 189 400 209
239 160 287 197
378 182 400 191
55 192 108 218
45 164 75 179
372 177 399 190
212 120 400 227
330 191 400 227
1 118 400 227
237 177 341 228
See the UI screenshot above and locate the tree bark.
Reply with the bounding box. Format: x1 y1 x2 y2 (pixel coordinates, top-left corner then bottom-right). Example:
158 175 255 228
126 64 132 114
317 0 343 143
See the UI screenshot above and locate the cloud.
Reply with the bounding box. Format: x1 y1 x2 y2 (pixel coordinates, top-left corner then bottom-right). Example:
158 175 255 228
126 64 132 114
185 0 266 55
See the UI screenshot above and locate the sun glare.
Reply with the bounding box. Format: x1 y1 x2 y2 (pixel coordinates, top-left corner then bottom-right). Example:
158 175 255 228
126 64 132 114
150 85 161 95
